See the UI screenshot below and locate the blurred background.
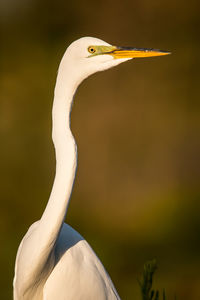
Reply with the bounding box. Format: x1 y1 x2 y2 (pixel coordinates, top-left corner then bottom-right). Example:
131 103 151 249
1 0 200 298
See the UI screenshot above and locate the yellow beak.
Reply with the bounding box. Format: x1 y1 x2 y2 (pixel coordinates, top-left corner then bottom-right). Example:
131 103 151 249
111 47 171 59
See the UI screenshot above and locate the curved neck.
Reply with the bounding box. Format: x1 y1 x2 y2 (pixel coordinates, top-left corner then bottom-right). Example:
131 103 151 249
40 63 78 241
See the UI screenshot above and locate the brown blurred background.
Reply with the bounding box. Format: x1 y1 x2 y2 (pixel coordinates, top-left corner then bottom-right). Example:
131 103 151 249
1 0 200 299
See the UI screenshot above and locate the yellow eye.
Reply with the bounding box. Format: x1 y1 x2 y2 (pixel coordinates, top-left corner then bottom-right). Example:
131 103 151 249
88 46 96 54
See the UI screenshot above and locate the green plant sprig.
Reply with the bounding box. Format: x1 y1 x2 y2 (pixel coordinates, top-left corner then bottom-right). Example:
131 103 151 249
138 259 167 300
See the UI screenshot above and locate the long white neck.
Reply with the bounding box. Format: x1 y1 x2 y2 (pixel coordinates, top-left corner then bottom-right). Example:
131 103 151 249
40 59 78 241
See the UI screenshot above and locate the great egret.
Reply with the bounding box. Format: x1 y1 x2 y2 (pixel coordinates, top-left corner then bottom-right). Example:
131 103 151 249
13 37 169 300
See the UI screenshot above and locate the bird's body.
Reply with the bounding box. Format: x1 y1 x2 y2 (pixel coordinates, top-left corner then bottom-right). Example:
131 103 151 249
15 223 119 300
13 37 169 299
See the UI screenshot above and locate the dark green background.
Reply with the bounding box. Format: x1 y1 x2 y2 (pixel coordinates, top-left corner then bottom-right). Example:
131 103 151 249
1 0 200 298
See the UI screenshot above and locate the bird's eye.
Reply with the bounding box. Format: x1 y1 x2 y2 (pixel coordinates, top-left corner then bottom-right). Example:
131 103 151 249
88 46 96 54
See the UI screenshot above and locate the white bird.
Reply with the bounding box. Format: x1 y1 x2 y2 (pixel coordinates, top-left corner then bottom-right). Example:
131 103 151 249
13 37 169 300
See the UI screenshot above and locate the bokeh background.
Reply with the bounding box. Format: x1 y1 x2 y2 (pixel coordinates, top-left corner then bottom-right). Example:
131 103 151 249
1 0 200 299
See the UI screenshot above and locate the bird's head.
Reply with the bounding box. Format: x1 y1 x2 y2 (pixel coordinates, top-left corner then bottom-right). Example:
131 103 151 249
58 37 170 89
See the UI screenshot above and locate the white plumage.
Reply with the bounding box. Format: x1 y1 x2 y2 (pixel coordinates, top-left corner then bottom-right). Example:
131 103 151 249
13 37 169 299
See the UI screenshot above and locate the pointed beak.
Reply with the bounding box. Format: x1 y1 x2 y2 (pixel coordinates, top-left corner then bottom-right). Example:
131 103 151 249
111 47 171 59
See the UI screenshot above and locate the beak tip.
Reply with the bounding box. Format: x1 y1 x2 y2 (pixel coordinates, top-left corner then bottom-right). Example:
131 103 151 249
161 50 171 55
